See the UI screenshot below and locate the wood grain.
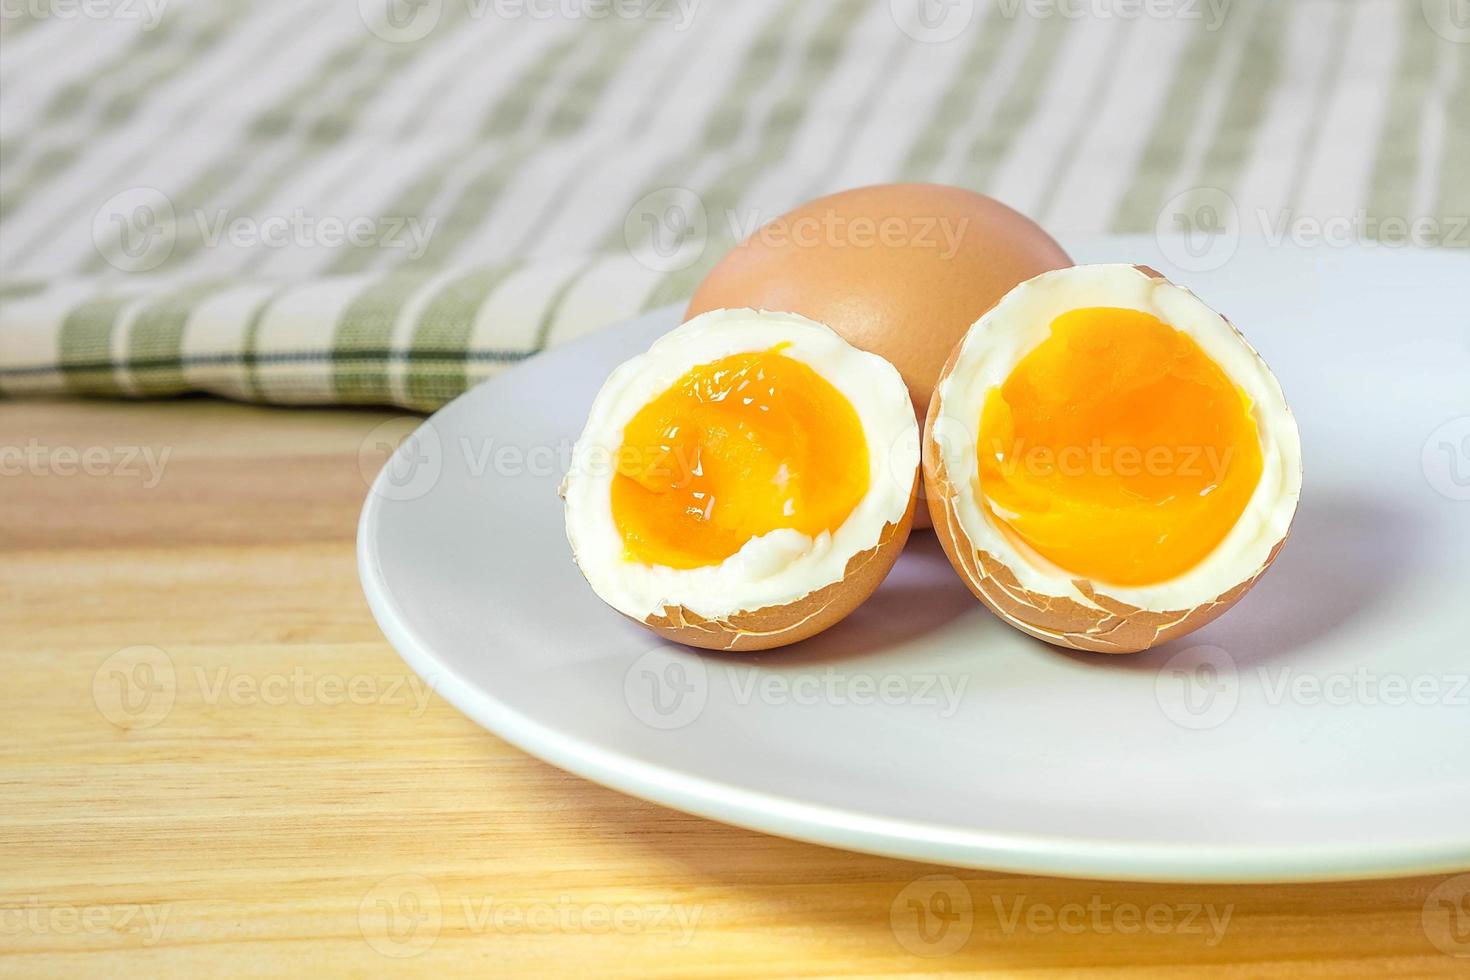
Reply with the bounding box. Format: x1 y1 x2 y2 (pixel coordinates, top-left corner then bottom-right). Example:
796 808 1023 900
1 399 1465 978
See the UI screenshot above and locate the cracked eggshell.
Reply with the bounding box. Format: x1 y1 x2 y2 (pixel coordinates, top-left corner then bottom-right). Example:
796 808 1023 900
922 264 1303 654
564 308 921 653
643 489 916 652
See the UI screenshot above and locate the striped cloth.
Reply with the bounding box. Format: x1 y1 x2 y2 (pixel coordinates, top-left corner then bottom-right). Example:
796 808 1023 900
1 0 1466 409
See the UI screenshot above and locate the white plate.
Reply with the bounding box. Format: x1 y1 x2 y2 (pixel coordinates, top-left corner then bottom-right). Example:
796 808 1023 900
358 239 1470 883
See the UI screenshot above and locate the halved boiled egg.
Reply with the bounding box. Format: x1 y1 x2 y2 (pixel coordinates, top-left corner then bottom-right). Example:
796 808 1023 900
924 264 1302 653
564 309 920 651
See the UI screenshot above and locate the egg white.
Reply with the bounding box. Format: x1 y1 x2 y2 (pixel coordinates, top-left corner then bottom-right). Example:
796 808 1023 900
563 308 919 621
932 264 1303 612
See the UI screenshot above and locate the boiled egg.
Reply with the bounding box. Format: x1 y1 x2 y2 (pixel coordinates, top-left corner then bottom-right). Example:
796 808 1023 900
924 264 1302 653
564 309 920 651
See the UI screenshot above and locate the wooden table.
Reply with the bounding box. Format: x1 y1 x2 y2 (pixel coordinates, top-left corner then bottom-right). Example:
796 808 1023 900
3 399 1465 978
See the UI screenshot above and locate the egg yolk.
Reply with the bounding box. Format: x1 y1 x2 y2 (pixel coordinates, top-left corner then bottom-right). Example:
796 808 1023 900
976 307 1263 586
611 346 870 570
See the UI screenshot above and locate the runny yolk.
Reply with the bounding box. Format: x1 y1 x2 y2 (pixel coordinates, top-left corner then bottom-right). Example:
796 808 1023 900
976 307 1263 586
611 345 870 569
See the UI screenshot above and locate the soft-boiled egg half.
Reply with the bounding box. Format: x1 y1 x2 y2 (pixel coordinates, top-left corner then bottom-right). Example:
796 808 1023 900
563 309 920 651
924 264 1302 653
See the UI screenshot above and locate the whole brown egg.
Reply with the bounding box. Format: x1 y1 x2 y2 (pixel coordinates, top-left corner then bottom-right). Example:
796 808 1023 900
684 183 1072 422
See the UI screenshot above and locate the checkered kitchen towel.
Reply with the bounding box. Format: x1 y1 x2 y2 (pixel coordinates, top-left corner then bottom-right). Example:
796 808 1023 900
1 0 1466 409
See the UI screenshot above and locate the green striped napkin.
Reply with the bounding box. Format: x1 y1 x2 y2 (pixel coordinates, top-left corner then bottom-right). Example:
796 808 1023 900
2 0 1465 409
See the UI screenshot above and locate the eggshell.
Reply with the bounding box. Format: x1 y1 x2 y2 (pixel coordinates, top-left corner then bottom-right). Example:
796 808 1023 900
922 265 1300 654
685 183 1072 422
563 309 921 653
640 473 917 653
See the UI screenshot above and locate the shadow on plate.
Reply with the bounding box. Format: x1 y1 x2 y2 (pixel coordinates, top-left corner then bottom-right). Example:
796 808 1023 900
739 533 988 668
687 485 1419 672
1052 485 1424 672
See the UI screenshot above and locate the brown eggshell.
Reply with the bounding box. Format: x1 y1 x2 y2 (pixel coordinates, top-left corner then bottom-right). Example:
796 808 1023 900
638 472 918 653
920 268 1296 654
